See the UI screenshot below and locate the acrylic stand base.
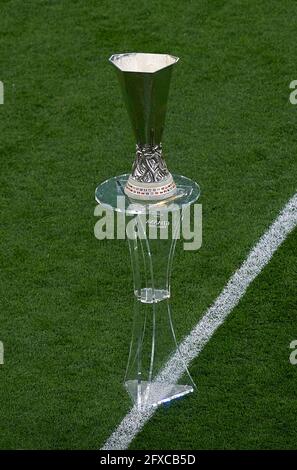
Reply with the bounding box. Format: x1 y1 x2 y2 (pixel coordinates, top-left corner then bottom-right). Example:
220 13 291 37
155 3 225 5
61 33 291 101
95 174 200 410
125 381 193 408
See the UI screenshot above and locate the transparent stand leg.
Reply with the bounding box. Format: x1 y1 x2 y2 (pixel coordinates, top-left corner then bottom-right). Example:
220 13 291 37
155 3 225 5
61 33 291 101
125 209 196 409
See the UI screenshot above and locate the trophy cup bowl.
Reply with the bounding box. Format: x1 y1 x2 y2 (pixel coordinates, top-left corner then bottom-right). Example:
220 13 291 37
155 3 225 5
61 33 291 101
109 52 179 201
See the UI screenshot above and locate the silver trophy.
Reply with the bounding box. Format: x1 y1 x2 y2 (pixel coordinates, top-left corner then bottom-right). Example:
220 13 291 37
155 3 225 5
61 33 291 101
95 53 200 408
109 52 179 200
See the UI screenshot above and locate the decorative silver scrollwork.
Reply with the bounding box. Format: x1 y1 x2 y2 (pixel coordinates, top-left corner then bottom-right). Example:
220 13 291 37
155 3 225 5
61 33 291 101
131 144 169 183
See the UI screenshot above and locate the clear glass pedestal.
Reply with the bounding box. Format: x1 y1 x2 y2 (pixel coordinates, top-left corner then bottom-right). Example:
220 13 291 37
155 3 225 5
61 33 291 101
95 174 200 410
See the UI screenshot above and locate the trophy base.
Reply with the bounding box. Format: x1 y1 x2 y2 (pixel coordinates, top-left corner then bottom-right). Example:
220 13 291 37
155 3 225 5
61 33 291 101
124 174 176 200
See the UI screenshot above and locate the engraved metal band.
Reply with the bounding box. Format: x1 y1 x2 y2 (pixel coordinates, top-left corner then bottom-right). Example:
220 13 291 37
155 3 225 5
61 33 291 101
131 144 169 183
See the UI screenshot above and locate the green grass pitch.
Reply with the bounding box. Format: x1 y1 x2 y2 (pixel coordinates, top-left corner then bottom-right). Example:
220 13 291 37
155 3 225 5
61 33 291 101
0 0 297 449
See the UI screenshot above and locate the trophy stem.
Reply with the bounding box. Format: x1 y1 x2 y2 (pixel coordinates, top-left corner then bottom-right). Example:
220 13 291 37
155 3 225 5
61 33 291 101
132 144 168 183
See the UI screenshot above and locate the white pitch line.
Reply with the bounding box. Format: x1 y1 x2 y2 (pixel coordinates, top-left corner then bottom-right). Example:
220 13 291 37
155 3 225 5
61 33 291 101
102 192 297 450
